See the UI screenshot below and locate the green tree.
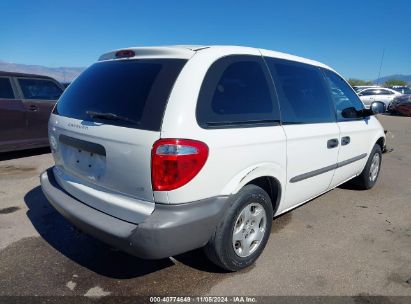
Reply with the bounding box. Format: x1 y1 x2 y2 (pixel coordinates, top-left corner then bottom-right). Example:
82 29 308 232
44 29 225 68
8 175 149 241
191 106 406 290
383 79 408 87
347 79 373 86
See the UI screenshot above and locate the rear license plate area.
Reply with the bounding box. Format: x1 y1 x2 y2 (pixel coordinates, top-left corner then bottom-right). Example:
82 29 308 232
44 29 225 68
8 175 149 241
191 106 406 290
59 135 106 181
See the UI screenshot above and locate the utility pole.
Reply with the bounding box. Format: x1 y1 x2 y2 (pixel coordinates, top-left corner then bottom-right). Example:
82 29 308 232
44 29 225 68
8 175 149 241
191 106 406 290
377 48 385 86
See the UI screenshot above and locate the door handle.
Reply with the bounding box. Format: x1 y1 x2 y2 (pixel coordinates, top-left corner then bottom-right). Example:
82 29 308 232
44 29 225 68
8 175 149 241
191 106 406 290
327 138 339 149
28 105 38 112
341 136 350 146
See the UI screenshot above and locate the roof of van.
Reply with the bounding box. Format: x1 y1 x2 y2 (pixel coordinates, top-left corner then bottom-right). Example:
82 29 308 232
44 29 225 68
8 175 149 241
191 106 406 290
0 70 56 79
98 45 201 61
98 45 334 71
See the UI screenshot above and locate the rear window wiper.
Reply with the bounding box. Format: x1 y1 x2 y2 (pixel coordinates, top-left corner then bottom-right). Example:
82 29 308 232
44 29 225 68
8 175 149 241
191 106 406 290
86 111 139 125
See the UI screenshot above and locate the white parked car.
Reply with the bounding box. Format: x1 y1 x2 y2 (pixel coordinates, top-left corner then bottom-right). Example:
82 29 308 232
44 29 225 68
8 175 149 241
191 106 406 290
352 85 379 93
358 87 402 109
41 45 386 271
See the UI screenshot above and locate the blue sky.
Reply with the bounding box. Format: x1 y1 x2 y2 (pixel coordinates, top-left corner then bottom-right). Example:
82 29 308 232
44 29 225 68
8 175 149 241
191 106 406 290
1 0 410 80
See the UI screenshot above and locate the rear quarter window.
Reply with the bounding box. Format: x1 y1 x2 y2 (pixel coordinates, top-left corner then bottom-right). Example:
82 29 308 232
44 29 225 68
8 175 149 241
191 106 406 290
54 59 187 131
196 55 280 128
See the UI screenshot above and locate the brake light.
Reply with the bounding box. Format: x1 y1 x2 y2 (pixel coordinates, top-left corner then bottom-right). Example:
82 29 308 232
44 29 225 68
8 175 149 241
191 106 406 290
151 139 208 191
115 49 135 58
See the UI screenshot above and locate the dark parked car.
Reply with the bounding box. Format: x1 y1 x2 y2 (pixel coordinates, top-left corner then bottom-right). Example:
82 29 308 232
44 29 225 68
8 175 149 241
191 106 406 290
388 94 411 116
0 71 64 152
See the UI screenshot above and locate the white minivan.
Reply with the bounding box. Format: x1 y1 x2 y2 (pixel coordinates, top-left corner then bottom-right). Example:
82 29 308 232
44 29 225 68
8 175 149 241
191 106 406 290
41 46 386 271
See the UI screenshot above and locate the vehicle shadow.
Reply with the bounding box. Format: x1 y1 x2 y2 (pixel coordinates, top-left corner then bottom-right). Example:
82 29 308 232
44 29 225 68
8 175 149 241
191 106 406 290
23 186 225 279
24 186 174 279
0 147 51 161
338 179 364 191
173 249 228 274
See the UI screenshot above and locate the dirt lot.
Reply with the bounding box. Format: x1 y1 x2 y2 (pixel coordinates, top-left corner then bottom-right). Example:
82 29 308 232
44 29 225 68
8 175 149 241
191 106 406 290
0 115 410 299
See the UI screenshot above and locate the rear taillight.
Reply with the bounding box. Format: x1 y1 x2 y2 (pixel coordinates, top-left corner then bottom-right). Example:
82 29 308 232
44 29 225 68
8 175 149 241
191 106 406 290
151 139 208 191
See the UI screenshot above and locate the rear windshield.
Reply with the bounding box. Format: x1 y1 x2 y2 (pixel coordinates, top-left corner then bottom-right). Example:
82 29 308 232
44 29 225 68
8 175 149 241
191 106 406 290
53 59 187 131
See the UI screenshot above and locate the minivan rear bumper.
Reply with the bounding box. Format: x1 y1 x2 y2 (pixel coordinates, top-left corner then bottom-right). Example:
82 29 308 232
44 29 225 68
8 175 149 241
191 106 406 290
40 168 229 259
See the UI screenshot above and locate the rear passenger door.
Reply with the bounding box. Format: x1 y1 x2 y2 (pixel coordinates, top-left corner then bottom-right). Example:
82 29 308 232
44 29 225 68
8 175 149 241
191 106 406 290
17 77 63 141
192 54 287 206
0 76 28 151
322 69 371 188
264 58 340 211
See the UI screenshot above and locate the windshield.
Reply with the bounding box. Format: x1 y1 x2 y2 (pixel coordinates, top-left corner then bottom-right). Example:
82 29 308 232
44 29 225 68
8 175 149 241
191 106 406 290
53 59 186 131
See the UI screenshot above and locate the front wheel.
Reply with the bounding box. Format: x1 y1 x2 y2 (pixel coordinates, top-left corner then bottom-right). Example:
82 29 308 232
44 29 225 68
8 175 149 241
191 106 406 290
204 185 273 271
353 144 382 190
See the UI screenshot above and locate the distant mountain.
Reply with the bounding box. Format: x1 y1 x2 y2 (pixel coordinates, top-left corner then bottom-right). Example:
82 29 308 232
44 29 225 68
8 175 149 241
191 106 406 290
374 74 411 85
0 60 85 83
1 59 409 86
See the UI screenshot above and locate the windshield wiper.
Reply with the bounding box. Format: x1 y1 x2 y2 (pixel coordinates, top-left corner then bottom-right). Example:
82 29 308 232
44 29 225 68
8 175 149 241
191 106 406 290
86 111 138 125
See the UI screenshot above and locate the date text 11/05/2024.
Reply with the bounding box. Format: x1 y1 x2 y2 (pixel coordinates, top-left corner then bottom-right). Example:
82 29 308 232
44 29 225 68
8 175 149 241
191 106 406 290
149 296 257 303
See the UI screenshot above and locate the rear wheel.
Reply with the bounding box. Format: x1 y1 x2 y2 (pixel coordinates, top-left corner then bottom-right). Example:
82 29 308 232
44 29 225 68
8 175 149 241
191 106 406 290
204 184 273 271
353 144 382 190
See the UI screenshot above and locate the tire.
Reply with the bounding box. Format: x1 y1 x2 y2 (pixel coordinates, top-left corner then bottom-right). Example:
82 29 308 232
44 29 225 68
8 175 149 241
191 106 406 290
353 144 382 190
204 184 273 271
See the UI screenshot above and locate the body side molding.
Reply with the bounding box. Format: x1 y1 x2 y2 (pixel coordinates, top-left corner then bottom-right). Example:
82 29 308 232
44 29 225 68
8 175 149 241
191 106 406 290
290 153 367 183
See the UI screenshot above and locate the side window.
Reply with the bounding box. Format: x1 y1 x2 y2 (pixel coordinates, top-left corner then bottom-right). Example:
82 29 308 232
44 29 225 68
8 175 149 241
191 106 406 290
18 78 63 100
380 89 394 95
196 55 280 128
0 77 15 99
359 89 373 96
264 58 335 124
322 69 364 121
370 89 391 96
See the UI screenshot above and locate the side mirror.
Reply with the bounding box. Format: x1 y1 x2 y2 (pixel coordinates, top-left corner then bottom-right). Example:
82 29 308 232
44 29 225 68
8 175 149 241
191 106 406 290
370 101 386 114
341 102 386 119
